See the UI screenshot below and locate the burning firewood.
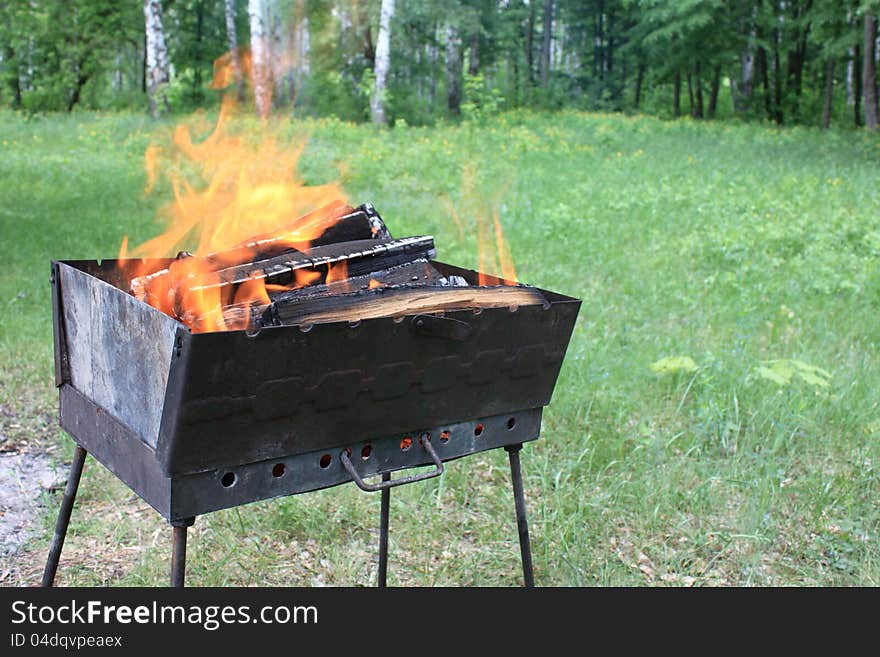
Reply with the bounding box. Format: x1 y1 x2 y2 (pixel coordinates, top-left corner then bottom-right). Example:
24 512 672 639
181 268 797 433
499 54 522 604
130 202 390 306
200 235 437 292
128 202 537 333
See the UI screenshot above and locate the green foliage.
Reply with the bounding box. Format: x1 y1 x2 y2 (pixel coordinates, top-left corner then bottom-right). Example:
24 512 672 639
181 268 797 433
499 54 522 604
0 0 876 129
0 0 143 112
461 73 504 121
754 360 833 388
650 356 699 375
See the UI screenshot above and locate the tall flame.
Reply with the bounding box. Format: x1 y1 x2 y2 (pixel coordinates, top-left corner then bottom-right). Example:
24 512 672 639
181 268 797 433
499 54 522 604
119 53 349 332
458 163 518 286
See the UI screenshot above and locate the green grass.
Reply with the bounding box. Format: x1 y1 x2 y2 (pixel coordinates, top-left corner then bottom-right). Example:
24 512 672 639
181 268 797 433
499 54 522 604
1 108 879 586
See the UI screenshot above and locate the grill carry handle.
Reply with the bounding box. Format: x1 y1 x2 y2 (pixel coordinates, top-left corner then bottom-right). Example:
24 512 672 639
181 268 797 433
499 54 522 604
340 437 444 492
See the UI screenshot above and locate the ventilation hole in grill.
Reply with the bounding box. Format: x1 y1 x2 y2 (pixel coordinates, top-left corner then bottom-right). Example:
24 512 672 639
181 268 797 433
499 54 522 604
400 436 413 451
474 423 484 437
272 463 286 478
507 417 516 430
221 472 236 488
440 430 451 443
319 454 332 469
361 445 372 461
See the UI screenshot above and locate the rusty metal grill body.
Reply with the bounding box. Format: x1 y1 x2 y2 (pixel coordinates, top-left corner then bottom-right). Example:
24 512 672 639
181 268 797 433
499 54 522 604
45 256 580 586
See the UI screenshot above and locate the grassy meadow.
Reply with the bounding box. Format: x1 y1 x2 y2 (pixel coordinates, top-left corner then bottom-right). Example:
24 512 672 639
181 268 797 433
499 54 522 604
1 108 879 586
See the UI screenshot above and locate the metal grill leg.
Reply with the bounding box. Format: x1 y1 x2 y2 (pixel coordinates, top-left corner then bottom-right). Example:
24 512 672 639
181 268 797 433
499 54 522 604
170 517 195 587
505 444 535 587
377 472 391 587
42 445 88 587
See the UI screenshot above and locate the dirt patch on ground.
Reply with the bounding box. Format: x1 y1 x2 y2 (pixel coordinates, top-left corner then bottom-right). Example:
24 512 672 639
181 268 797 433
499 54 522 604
0 449 65 558
0 445 68 586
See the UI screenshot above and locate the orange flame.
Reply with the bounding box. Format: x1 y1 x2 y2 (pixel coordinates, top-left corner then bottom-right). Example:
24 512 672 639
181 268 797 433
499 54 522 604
144 145 161 194
119 52 350 332
456 163 517 286
210 49 252 90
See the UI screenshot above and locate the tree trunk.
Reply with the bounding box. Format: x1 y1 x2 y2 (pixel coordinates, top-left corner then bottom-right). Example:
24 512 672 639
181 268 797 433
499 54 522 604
445 22 461 114
114 52 123 92
142 30 147 93
607 8 614 76
673 70 681 118
468 30 480 76
694 61 704 118
772 37 783 124
370 0 394 125
2 43 22 108
144 0 170 118
428 25 437 106
846 47 854 105
864 12 878 130
540 0 553 86
738 49 755 111
270 0 289 107
66 71 89 112
525 1 535 84
363 23 375 68
248 0 271 118
193 0 205 100
633 63 644 109
757 46 772 120
708 64 721 118
822 58 834 130
595 1 603 79
686 71 695 117
225 0 245 101
297 9 310 78
854 42 862 126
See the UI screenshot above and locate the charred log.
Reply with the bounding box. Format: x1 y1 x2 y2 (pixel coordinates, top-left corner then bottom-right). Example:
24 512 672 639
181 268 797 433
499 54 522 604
196 236 438 294
131 203 391 304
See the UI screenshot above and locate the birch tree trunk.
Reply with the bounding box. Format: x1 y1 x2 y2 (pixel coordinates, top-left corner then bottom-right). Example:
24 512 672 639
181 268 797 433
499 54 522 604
298 13 309 77
864 12 878 131
540 0 553 86
224 0 245 101
269 0 289 107
738 47 755 111
289 0 309 93
144 0 170 118
846 49 854 106
445 22 461 115
249 0 271 118
370 0 394 125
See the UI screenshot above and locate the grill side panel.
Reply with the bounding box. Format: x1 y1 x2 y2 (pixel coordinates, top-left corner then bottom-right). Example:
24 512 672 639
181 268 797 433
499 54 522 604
157 288 580 476
58 262 179 449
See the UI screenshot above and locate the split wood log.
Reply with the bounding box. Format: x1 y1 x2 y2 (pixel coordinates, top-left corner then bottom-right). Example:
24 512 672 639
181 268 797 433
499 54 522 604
262 284 547 328
195 257 455 331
